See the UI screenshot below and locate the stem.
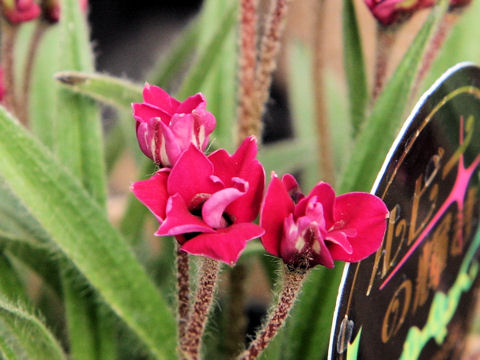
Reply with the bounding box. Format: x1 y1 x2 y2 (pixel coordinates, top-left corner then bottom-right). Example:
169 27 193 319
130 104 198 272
177 247 190 355
237 0 259 144
312 0 335 185
1 22 18 115
238 265 307 360
409 11 458 104
371 25 397 104
20 20 47 124
182 257 220 360
252 0 290 130
224 264 247 358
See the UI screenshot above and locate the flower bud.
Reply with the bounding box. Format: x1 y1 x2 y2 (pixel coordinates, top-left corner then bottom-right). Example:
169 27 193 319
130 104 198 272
132 84 216 167
364 0 435 26
1 0 41 24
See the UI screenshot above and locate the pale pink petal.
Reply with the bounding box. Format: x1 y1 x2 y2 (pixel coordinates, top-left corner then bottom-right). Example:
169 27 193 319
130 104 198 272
168 145 221 203
181 223 265 265
260 173 295 257
130 170 170 221
202 187 246 229
156 194 214 236
329 192 388 262
159 119 185 166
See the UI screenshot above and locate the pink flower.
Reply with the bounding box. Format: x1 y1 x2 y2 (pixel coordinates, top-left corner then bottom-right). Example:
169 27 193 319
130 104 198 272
132 84 216 167
260 173 388 270
41 0 88 23
364 0 435 25
131 136 265 265
1 0 41 23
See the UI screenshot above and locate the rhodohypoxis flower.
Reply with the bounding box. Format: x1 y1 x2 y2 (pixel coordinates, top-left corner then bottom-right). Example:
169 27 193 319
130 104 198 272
1 0 40 23
131 136 265 265
260 173 388 270
132 84 216 167
364 0 435 25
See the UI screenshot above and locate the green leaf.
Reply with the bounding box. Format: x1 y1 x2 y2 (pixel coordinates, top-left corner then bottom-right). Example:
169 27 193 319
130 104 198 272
0 297 66 360
0 108 176 359
342 0 368 134
57 0 106 207
0 253 28 303
259 140 316 176
176 2 238 100
55 71 143 111
148 17 200 89
339 0 449 193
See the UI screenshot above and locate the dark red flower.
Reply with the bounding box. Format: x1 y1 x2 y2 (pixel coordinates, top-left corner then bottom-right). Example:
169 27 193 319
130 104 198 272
132 84 216 167
131 137 265 265
260 173 388 270
364 0 435 26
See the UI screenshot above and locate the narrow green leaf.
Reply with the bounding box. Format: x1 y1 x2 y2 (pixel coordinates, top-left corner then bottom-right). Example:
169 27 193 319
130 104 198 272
57 0 106 207
0 253 27 303
176 2 237 100
0 331 18 360
55 71 143 111
259 140 316 176
0 297 66 360
30 27 61 150
339 0 449 193
342 0 368 134
148 17 200 89
0 108 176 359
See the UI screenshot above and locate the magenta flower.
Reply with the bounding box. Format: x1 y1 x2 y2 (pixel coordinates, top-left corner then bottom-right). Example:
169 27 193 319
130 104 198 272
260 173 388 270
364 0 435 25
132 84 216 167
131 136 265 265
1 0 41 23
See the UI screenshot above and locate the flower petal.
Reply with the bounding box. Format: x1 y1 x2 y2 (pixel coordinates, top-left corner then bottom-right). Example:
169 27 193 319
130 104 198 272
260 172 295 257
132 103 171 124
329 192 388 262
202 187 246 229
168 145 220 203
156 194 214 236
159 118 186 166
142 83 180 113
295 182 335 227
180 223 265 265
177 93 205 114
130 170 170 221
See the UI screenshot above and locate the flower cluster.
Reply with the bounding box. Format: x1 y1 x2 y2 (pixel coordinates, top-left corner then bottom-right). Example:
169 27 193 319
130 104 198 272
131 84 388 269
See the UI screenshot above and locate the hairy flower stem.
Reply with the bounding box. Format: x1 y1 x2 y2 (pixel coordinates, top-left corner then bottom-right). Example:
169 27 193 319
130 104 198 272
177 247 190 355
224 264 247 358
20 20 47 124
237 0 259 144
313 0 335 185
238 265 307 360
1 22 18 115
182 257 220 360
251 0 290 130
410 11 458 104
371 25 397 105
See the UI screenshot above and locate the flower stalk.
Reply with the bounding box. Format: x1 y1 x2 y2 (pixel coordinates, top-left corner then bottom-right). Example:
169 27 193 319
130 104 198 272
182 257 221 360
371 25 397 104
252 0 290 130
177 246 190 354
1 21 18 115
20 20 47 124
238 265 307 360
237 0 259 143
313 0 335 185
